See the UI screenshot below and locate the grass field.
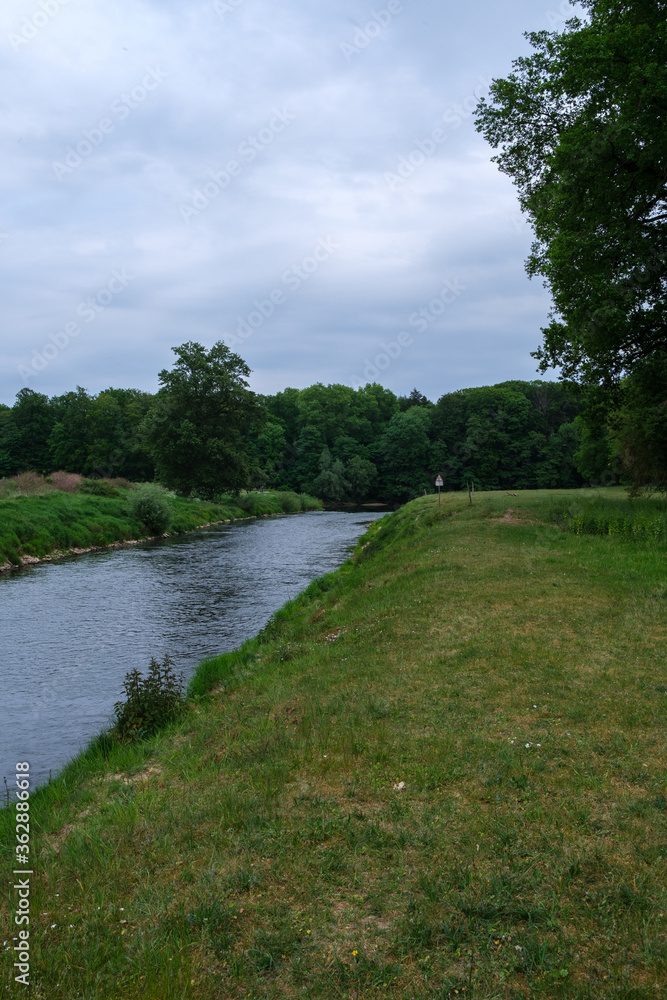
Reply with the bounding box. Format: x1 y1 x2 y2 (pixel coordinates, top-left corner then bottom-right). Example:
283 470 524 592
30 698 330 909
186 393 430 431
1 488 666 999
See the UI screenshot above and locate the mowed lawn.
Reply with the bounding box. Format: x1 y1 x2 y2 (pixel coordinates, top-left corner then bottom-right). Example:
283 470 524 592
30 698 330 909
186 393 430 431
2 489 666 999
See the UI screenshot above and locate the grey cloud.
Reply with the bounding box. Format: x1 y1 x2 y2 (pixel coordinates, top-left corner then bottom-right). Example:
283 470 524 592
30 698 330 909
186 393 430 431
1 0 571 405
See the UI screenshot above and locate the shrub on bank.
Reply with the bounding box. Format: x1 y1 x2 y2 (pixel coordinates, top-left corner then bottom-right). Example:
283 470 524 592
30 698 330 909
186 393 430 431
77 479 121 498
49 471 83 492
11 471 50 495
113 655 185 740
125 483 173 535
232 493 285 517
222 491 323 516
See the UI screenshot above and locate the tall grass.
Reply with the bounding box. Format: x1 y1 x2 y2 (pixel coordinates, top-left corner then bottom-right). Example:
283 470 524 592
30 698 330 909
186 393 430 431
542 491 667 540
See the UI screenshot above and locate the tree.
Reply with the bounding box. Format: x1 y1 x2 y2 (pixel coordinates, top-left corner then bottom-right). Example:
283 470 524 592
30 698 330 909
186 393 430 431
431 382 585 489
48 387 94 473
144 341 264 498
612 355 667 490
376 407 433 501
252 421 287 483
311 447 350 502
86 388 155 480
398 388 431 411
346 454 378 502
0 404 14 477
7 388 55 474
475 1 667 387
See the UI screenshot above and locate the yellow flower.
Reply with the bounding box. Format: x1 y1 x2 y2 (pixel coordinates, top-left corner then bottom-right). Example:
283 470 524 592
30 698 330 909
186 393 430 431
352 950 358 956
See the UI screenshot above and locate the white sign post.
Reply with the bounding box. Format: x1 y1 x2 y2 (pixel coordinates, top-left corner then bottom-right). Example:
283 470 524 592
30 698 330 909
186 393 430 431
435 474 443 505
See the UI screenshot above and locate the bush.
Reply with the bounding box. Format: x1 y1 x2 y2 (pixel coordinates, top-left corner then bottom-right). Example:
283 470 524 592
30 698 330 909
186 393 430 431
104 477 134 490
113 655 185 739
299 493 322 511
11 472 50 495
77 479 120 497
272 491 302 513
49 471 83 493
233 493 284 516
126 483 173 535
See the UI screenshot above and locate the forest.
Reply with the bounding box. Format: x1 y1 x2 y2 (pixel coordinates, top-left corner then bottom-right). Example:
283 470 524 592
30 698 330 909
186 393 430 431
0 369 598 504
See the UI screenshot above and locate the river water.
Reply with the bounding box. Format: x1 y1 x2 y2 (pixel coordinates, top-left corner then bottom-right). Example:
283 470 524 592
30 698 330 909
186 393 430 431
0 510 384 792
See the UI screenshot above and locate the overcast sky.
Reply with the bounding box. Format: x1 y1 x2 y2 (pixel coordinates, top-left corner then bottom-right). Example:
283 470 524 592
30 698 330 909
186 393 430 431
0 0 579 406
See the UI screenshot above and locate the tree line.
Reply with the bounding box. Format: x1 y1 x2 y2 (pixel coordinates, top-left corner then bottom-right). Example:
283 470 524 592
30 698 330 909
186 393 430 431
1 341 602 503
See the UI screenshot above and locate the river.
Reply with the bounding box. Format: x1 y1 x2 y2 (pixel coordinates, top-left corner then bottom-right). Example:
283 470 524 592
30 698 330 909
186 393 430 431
0 510 384 793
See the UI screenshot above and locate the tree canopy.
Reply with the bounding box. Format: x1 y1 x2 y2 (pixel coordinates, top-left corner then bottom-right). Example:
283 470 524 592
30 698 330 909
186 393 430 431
475 0 667 387
144 341 264 498
0 375 592 500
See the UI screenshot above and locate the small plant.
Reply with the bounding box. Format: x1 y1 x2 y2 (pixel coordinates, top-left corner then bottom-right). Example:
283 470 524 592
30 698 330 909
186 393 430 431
126 483 173 535
113 654 185 739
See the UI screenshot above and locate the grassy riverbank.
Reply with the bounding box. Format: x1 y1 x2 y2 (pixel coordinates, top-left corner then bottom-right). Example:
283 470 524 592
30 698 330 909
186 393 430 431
0 486 321 569
2 488 666 998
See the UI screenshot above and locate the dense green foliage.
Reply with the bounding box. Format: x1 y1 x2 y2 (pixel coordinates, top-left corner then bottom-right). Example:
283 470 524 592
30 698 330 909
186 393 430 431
144 341 264 499
0 386 155 480
252 379 588 501
475 0 667 489
475 0 667 385
113 656 185 740
125 483 173 536
0 377 594 503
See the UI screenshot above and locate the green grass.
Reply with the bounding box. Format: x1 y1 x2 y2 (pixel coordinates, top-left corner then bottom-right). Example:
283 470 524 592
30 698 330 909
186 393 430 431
0 489 321 566
1 487 666 999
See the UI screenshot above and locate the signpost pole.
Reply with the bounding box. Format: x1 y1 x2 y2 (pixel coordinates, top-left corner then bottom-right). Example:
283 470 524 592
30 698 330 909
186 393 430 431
435 475 444 506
